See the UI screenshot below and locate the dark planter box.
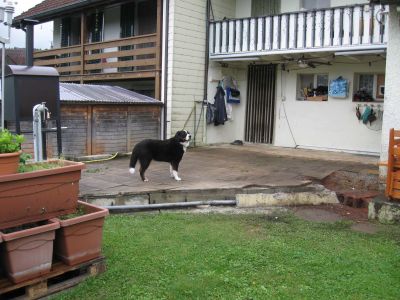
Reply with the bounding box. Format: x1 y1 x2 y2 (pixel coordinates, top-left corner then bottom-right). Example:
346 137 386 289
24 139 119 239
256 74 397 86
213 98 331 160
0 160 85 230
0 220 60 283
52 201 109 266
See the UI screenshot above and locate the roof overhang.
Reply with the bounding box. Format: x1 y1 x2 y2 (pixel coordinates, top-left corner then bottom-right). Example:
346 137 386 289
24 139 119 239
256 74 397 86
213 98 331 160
370 0 400 4
12 0 125 27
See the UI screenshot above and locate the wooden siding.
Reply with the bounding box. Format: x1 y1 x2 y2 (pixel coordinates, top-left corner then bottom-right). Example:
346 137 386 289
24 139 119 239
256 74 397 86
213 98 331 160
167 0 235 142
7 104 161 158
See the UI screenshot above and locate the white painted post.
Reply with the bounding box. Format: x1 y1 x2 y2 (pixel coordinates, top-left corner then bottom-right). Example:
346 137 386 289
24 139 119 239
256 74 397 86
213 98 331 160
215 22 221 54
362 5 372 44
249 18 256 51
323 9 333 46
352 6 361 45
221 21 228 53
288 13 296 49
305 12 313 48
228 20 234 53
333 8 341 46
315 11 323 48
257 17 263 51
264 16 272 50
297 13 305 48
342 7 351 46
242 19 249 52
272 15 280 50
209 23 215 54
235 20 241 52
280 14 289 50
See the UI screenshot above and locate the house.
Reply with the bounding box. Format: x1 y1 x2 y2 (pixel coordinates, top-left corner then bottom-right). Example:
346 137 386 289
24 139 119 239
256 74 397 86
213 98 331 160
13 0 162 99
13 1 400 167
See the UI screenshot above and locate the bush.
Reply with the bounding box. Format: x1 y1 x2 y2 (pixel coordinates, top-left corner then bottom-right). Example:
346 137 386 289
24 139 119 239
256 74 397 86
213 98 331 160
0 129 24 154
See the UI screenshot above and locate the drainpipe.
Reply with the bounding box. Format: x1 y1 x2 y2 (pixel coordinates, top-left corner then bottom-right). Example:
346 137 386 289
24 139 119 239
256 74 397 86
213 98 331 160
196 0 211 146
104 200 237 213
162 0 169 139
25 23 34 67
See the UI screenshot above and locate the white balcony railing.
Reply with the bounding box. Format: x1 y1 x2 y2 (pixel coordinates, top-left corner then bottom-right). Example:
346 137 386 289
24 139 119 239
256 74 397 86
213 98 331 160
209 4 388 58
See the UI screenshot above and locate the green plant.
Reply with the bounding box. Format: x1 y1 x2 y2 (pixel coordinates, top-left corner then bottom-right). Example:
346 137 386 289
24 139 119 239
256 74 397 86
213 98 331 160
0 129 24 154
59 205 86 220
19 153 32 165
18 161 65 173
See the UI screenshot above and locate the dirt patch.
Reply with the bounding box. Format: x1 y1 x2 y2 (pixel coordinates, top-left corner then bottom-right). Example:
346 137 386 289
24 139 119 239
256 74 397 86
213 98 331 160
290 204 369 223
293 208 343 223
321 170 379 193
350 222 380 234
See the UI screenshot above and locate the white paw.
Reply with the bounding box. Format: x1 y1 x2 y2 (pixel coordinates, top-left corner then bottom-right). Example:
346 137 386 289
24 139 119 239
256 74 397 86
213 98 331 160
175 177 182 181
129 168 135 174
143 178 149 182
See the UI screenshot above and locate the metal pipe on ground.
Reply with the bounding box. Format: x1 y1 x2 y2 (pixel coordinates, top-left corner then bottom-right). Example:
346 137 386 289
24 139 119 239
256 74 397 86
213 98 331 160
104 200 237 213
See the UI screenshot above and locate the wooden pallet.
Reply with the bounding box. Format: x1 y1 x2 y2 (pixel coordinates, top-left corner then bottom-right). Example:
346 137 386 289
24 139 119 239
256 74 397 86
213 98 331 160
0 256 106 300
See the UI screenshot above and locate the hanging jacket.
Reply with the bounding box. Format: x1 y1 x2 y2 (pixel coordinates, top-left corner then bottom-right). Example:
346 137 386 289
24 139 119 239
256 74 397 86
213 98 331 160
214 86 227 126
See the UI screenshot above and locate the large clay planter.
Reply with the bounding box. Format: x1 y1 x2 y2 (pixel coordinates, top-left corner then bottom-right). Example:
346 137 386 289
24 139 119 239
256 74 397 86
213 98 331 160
0 220 60 283
0 151 20 175
52 201 109 266
0 160 85 230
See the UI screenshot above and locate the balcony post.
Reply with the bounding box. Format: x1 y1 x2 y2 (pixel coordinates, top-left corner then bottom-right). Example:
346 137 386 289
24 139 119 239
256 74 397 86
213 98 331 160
80 12 86 83
155 0 162 100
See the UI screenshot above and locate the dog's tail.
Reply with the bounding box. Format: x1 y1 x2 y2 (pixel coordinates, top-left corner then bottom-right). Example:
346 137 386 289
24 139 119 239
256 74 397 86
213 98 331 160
129 151 138 175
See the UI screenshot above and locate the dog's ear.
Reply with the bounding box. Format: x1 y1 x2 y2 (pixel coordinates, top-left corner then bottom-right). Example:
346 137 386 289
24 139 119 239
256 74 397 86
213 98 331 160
175 130 186 141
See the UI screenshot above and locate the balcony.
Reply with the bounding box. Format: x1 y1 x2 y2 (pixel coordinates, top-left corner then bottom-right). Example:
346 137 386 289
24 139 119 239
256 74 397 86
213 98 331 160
34 34 159 82
209 4 388 59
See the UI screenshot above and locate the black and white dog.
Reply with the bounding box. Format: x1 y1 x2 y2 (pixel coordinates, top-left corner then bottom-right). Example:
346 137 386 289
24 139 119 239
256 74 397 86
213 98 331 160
129 130 191 181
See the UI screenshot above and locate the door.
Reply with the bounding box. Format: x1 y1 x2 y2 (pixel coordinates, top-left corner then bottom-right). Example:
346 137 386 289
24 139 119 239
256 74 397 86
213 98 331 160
245 64 276 144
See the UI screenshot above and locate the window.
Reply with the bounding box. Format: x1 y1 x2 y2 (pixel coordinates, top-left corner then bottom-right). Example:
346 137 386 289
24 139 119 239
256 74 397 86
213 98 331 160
353 73 385 102
300 0 330 10
297 73 328 101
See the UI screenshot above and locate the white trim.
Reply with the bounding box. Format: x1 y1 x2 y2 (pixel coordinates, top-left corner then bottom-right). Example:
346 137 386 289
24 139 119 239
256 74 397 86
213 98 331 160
210 45 387 61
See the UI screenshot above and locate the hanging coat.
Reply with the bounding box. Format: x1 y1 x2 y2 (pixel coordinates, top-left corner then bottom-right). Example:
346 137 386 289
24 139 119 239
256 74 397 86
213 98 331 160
214 86 227 126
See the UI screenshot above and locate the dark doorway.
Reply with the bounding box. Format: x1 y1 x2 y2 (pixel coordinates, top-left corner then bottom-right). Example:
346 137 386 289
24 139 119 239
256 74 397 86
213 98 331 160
245 64 276 143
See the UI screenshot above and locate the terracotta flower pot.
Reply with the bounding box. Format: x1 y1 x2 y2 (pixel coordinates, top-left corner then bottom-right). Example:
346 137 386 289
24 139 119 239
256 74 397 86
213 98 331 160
0 151 21 175
0 220 60 283
0 160 85 230
52 201 109 266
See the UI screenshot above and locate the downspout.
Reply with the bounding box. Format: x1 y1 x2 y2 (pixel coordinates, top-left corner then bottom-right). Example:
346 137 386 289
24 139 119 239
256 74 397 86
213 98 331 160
194 0 211 146
162 0 170 140
25 23 34 67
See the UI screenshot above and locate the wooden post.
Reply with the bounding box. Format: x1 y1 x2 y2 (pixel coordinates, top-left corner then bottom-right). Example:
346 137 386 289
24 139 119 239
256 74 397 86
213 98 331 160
87 105 93 155
155 0 162 100
80 12 86 83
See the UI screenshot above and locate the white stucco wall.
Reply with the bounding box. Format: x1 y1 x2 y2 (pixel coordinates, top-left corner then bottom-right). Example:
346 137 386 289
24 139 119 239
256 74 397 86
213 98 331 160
380 6 400 163
206 62 247 144
206 59 385 154
167 0 236 141
274 61 385 155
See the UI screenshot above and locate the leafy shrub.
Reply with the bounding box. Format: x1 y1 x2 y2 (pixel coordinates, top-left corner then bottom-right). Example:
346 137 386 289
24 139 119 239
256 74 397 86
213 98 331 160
0 129 24 154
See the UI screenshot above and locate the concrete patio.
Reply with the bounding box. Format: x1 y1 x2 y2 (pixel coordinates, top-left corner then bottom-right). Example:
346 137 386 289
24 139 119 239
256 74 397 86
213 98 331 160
79 144 380 205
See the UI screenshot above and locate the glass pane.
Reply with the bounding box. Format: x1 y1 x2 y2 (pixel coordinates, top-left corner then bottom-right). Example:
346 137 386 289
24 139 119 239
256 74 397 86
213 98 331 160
317 74 328 87
359 74 374 95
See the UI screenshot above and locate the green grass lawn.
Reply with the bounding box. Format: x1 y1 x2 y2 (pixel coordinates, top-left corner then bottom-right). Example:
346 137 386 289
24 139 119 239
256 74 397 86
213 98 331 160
52 212 400 300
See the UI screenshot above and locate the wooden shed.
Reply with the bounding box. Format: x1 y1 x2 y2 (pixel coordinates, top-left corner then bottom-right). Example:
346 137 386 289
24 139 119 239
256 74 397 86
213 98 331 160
7 83 162 158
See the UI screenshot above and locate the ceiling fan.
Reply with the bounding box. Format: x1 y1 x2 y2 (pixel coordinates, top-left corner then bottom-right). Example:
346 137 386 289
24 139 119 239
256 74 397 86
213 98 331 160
296 56 331 68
